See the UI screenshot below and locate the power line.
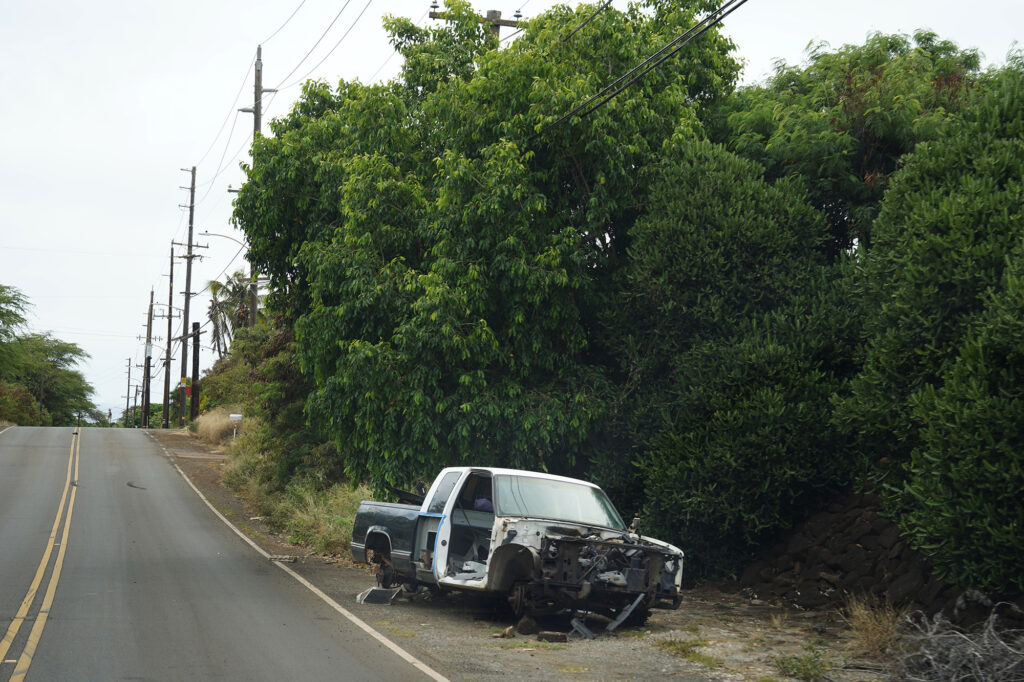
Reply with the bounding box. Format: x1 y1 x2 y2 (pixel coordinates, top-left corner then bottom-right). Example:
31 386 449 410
548 0 749 129
261 0 308 44
281 0 375 90
196 110 243 204
369 8 430 82
195 57 256 169
195 245 248 298
577 0 749 120
500 27 525 44
273 1 355 91
562 0 612 43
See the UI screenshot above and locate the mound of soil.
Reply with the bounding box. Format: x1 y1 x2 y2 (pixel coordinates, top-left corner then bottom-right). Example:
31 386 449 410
739 493 972 616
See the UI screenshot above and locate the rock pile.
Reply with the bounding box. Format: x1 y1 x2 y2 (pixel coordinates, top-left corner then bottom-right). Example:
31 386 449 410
739 493 959 613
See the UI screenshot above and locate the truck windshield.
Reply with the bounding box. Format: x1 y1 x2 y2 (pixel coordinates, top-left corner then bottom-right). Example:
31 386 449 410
493 475 626 530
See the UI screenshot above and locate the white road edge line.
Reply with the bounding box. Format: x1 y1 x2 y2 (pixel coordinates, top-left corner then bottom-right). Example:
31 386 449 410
151 436 447 682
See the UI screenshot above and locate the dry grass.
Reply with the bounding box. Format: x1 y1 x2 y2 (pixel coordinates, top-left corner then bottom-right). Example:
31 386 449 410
841 594 908 657
194 407 242 445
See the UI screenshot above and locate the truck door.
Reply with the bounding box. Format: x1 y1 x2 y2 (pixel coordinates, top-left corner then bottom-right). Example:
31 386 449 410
420 470 464 582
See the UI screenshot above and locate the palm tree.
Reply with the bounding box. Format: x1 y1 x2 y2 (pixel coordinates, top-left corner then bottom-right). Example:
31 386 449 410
206 271 251 357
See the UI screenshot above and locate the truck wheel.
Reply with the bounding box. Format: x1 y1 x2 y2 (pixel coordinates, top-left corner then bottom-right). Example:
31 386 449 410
508 582 529 617
369 549 395 588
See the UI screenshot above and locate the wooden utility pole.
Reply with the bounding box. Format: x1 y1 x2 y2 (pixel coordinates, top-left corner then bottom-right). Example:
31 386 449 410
239 45 276 328
175 166 201 426
163 246 174 428
190 322 201 421
142 289 154 428
428 7 522 39
132 384 140 428
123 358 131 427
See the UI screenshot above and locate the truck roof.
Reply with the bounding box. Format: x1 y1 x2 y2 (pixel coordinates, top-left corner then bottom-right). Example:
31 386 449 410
435 466 602 489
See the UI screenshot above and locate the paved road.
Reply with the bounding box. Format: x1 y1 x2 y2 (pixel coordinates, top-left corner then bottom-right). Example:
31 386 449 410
0 426 434 681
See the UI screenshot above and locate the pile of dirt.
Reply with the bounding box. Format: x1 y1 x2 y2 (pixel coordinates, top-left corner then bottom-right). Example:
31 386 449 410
739 493 967 615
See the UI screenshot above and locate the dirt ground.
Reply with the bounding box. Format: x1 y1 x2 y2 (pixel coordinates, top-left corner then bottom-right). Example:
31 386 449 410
146 429 890 681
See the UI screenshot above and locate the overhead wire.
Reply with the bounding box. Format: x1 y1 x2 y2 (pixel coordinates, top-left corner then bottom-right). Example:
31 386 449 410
261 0 308 44
280 0 375 90
562 0 612 43
194 244 248 298
576 0 749 120
369 8 430 82
196 110 243 204
547 0 748 129
272 0 355 91
195 57 256 169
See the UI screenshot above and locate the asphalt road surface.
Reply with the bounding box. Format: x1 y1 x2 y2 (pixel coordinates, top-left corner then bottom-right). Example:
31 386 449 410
0 426 436 681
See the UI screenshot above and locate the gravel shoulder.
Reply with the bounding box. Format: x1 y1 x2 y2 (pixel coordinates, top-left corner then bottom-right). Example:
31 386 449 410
146 429 888 681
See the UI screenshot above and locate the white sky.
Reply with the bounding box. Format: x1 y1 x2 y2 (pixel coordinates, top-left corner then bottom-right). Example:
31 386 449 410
1 1 1020 419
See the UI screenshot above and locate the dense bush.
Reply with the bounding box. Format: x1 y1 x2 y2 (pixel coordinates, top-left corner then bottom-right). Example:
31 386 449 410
605 140 859 574
838 66 1024 594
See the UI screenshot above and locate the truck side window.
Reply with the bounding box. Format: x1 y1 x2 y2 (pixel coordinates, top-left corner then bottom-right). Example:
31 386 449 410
426 471 462 513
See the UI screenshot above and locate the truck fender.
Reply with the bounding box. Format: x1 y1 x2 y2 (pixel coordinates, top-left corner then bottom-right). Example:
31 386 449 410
362 527 393 560
486 543 540 592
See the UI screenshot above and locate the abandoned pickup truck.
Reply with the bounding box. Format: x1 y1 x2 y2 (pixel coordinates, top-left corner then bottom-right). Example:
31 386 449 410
351 467 684 624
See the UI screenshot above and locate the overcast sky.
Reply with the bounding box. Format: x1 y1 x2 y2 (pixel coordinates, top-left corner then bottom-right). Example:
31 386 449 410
1 0 1020 420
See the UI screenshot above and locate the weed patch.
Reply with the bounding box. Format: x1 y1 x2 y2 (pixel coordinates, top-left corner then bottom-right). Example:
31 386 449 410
772 645 833 681
655 637 723 667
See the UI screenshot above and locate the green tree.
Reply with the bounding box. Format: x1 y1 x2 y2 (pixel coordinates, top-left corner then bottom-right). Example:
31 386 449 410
711 30 981 254
0 284 29 378
234 1 740 490
8 333 94 426
207 270 256 358
604 139 858 573
836 65 1024 594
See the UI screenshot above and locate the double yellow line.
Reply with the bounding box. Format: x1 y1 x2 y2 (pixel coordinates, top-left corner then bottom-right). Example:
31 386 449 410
0 429 80 681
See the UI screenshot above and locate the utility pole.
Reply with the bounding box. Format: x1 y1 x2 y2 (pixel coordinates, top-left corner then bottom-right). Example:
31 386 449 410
142 289 154 428
190 322 200 421
175 166 201 426
123 358 131 428
429 6 522 40
163 246 174 427
132 385 139 428
238 45 276 328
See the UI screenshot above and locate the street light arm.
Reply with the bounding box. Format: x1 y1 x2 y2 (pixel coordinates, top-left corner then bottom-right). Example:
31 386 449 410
200 230 246 247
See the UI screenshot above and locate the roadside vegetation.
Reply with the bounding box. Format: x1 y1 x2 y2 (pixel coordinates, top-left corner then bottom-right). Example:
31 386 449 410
0 284 100 426
196 0 1022 622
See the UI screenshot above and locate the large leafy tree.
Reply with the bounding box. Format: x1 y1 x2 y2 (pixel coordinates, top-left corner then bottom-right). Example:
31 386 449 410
0 284 29 378
234 0 740 489
711 30 981 255
1 286 96 426
835 65 1024 594
7 334 94 426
